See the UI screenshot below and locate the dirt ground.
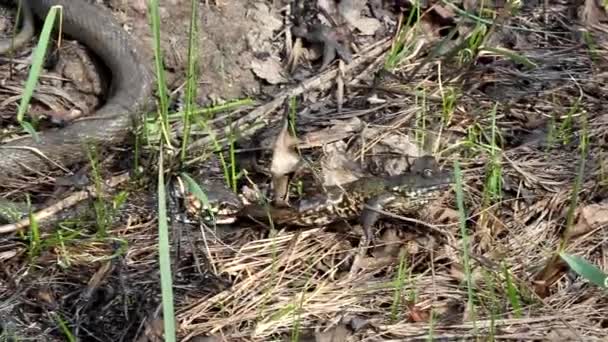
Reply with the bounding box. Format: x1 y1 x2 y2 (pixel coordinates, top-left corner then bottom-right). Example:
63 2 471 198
1 0 608 341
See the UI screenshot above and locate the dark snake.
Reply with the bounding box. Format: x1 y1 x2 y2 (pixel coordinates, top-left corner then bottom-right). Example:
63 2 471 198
0 0 155 222
0 0 154 179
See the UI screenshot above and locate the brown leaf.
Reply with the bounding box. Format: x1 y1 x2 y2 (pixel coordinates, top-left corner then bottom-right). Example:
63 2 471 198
315 323 351 342
430 3 456 20
270 113 300 177
272 174 291 206
437 300 465 325
532 254 568 298
463 0 478 12
299 117 363 148
346 315 370 331
429 207 459 223
189 336 223 342
251 56 288 84
288 38 306 72
579 0 608 26
463 299 476 322
407 302 431 322
372 228 402 258
565 202 608 239
338 0 381 35
476 210 507 252
85 260 113 293
546 328 581 341
270 109 301 204
319 141 366 186
449 262 466 282
35 289 56 306
135 318 164 342
129 0 147 15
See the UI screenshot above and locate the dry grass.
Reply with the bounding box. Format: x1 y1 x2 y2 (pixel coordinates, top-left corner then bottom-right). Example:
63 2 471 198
1 1 608 341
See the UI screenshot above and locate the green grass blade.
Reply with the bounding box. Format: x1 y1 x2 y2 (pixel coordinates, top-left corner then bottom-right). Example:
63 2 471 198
481 47 536 69
17 5 62 141
179 173 211 206
180 0 199 160
559 252 608 289
562 114 588 244
502 265 522 318
157 149 176 342
179 172 216 223
391 250 410 322
27 195 40 259
20 121 38 139
54 313 76 342
147 0 171 147
454 160 477 327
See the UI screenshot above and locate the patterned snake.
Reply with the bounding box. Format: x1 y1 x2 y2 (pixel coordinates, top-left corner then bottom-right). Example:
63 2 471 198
0 0 155 180
0 1 155 222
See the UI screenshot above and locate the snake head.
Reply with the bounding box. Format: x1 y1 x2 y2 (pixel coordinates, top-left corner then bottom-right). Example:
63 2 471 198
386 156 454 201
174 176 243 225
198 187 243 224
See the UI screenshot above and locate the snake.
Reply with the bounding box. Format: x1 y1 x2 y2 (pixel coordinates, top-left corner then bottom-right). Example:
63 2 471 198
0 0 155 223
0 0 155 180
174 156 453 243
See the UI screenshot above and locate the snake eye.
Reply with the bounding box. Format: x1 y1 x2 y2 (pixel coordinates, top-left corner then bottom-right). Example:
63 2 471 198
423 168 433 177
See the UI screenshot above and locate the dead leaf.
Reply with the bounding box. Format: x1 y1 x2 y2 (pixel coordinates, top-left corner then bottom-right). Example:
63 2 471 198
449 262 466 282
546 328 581 341
449 262 484 285
463 0 479 12
565 201 608 239
270 113 301 177
35 289 56 306
246 2 283 53
85 260 113 294
372 228 402 258
135 318 164 342
317 0 339 22
299 117 363 148
249 2 283 34
532 254 569 297
407 302 431 322
272 174 291 206
463 299 476 322
251 57 288 84
270 110 301 204
430 3 456 20
320 141 366 186
130 0 147 15
358 127 424 176
429 207 459 223
288 38 305 72
476 210 507 252
315 323 351 342
437 300 465 325
579 0 608 26
0 250 18 260
338 0 381 35
189 335 223 342
346 315 370 331
245 2 284 69
36 108 83 125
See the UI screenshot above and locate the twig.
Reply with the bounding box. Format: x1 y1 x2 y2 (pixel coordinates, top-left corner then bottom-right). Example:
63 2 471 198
0 172 130 233
187 38 392 151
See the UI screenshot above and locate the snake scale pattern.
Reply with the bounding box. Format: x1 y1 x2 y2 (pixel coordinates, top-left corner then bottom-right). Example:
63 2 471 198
0 0 155 182
0 0 155 223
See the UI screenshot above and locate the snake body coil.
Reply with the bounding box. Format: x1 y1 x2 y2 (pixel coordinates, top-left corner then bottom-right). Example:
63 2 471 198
0 0 155 183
